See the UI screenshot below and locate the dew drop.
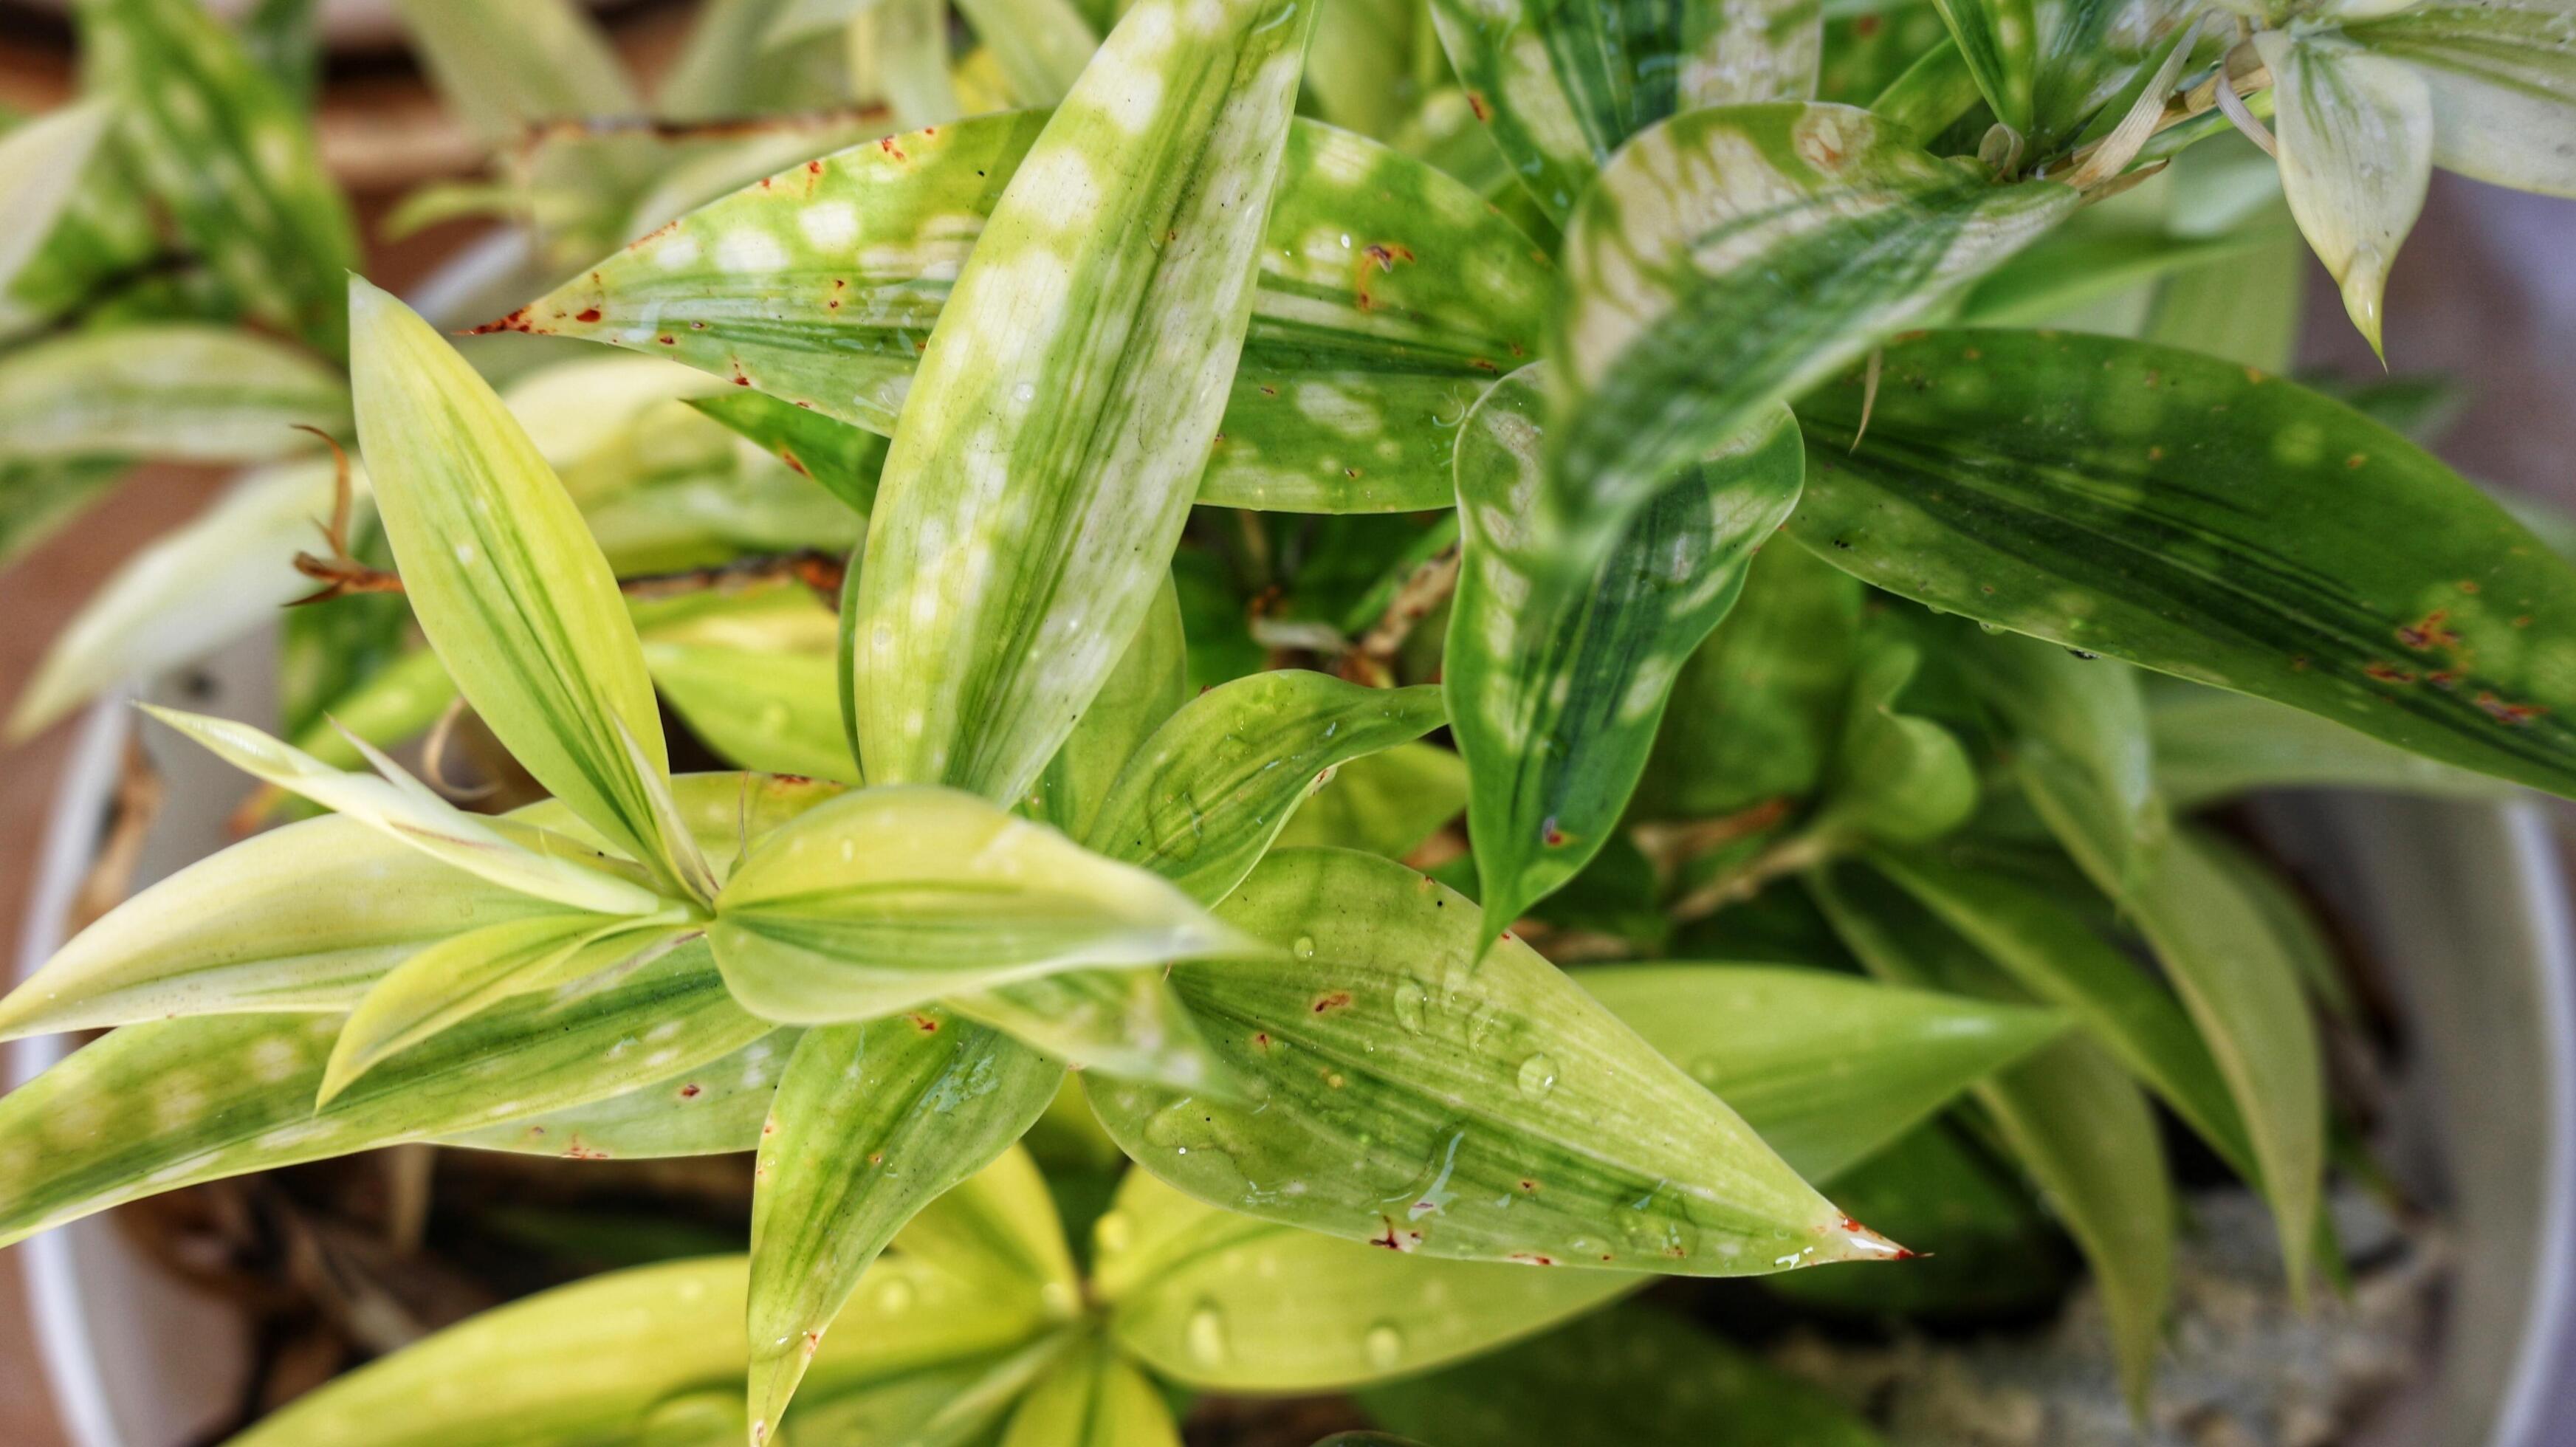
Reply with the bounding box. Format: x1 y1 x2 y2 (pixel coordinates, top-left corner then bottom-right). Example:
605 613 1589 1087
1292 935 1317 960
1392 980 1427 1034
1013 381 1037 403
1516 1053 1559 1099
1186 1299 1229 1365
1364 1321 1405 1369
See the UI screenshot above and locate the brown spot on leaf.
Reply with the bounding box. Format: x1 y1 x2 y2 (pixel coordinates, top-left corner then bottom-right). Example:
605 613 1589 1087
574 307 602 323
678 1082 702 1099
2364 661 2417 684
2396 610 2459 651
1312 991 1354 1014
1370 1217 1423 1252
907 1013 940 1032
2477 692 2547 725
1467 92 1491 122
1508 1252 1557 1266
2459 580 2482 594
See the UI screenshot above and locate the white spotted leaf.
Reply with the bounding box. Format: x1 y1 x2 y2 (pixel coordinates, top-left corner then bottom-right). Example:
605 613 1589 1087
1445 365 1803 942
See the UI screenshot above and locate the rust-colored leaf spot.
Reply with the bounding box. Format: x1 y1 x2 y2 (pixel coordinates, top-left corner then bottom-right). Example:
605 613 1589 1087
2396 610 2459 651
2428 670 2461 690
907 1013 940 1032
656 334 676 346
574 307 602 323
1469 357 1500 373
1251 1031 1272 1051
780 451 810 476
467 305 544 336
678 1082 702 1099
879 137 908 161
1370 1217 1423 1252
1508 1252 1557 1266
761 1119 778 1137
2477 692 2547 725
807 159 824 174
563 1140 610 1161
2346 453 2368 470
1312 991 1354 1014
1854 13 1882 35
1516 1178 1537 1192
2363 661 2417 684
867 1151 885 1165
1466 92 1491 122
2515 614 2535 628
801 1330 822 1358
2459 580 2483 594
1541 817 1567 848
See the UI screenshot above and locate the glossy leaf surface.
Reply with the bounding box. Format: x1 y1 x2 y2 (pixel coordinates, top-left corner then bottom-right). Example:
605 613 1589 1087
1088 849 1897 1273
1271 743 1471 859
1096 1169 1631 1393
686 391 889 516
502 112 1548 516
849 0 1319 804
708 786 1258 1024
1579 963 2064 1183
1548 104 2075 576
647 643 857 783
350 279 683 880
1086 670 1449 905
0 941 766 1246
747 1015 1062 1437
444 1031 797 1160
1787 329 2576 800
1448 365 1803 941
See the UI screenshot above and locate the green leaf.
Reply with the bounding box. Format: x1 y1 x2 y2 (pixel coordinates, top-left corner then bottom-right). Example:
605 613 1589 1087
242 0 320 106
1085 670 1449 905
2026 0 2198 155
1271 742 1471 859
1638 541 1862 817
1095 1168 1632 1393
1762 1123 2074 1317
75 0 358 354
0 814 568 1039
0 101 112 299
1358 1302 1882 1447
1817 638 1978 845
1810 864 2172 1409
2020 755 2324 1293
846 0 965 131
2255 32 2432 355
1579 963 2065 1183
1088 849 1902 1273
1449 367 1803 938
1863 848 2258 1180
849 0 1320 804
0 325 346 464
0 939 768 1246
444 1031 797 1159
1869 36 1982 145
958 0 1101 107
1958 629 2163 877
686 391 888 516
1787 329 2576 800
951 966 1226 1093
2149 684 2513 808
227 1254 1049 1447
318 913 688 1104
350 278 689 887
746 1014 1064 1437
2346 0 2576 198
141 706 670 915
999 1336 1180 1447
707 785 1261 1024
1427 0 1824 221
1547 103 2076 578
648 643 859 783
391 0 639 144
1931 0 2039 132
890 1141 1081 1301
1027 577 1189 838
500 111 1549 517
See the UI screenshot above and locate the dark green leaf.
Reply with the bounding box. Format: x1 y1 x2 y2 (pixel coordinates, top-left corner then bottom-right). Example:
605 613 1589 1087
687 391 889 515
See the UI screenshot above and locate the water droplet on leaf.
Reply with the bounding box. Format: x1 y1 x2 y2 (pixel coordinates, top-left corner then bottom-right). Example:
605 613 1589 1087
1516 1053 1558 1099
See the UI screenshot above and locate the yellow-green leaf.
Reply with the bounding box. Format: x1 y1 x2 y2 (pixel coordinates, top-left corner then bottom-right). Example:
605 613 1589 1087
2256 31 2433 354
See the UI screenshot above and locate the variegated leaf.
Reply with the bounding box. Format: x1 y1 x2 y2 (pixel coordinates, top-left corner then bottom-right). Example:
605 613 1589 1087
0 938 766 1246
444 1031 798 1159
2256 31 2433 355
707 785 1263 1024
140 707 669 915
0 325 346 464
2027 0 2197 154
495 112 1547 515
74 0 358 353
1446 366 1802 941
0 101 111 298
1026 576 1189 837
850 0 1319 804
1088 848 1903 1273
350 278 690 887
951 966 1224 1092
1546 103 2076 580
686 391 888 515
1085 670 1450 905
1271 742 1472 859
391 0 638 145
747 1014 1064 1437
2348 0 2576 198
227 1253 1050 1447
1932 0 2039 132
887 1142 1081 1300
848 0 966 131
1096 1166 1633 1393
1786 330 2576 800
318 913 690 1104
1580 963 2066 1183
1428 0 1823 221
